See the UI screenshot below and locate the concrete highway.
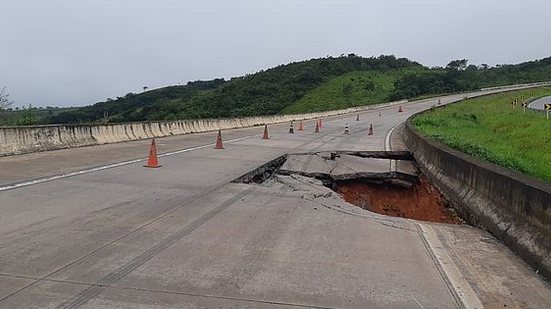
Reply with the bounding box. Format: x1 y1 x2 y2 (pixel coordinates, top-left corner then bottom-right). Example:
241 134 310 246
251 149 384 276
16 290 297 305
0 89 550 308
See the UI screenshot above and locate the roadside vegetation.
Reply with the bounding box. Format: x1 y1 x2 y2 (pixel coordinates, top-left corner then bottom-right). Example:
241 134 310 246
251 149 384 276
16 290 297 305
282 68 424 114
412 87 551 182
2 55 551 126
0 105 78 126
47 55 421 124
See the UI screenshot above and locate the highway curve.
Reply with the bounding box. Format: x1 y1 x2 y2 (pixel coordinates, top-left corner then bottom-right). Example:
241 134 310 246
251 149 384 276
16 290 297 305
0 87 550 308
529 95 551 111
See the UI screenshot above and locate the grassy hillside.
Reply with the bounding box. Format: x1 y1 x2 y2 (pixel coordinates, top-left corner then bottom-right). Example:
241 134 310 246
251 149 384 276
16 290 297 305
413 87 551 182
283 68 424 114
3 54 550 126
46 55 421 124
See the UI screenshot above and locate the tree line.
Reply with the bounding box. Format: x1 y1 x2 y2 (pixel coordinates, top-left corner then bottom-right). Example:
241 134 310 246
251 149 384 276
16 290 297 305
2 55 550 126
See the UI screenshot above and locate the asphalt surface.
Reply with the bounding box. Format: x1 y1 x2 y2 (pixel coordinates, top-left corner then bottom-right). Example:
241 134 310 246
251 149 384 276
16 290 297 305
1 88 550 308
529 95 551 111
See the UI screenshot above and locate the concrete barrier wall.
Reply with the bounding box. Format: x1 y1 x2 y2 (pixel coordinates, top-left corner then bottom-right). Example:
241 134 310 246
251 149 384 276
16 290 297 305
403 120 551 281
0 99 407 157
2 81 549 157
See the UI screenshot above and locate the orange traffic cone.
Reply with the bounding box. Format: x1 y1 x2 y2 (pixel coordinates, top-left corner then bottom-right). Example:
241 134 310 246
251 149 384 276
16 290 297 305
398 106 403 112
262 124 270 140
289 122 294 134
298 120 304 131
319 119 323 128
379 111 381 117
314 121 320 133
344 123 349 134
356 114 360 121
368 124 373 136
214 129 224 149
144 139 161 168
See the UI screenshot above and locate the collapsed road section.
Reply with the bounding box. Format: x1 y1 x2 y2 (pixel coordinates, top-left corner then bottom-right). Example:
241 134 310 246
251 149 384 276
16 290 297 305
234 150 461 223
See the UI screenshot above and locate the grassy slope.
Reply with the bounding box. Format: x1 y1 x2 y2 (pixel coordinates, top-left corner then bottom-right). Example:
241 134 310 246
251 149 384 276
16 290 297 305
21 55 551 125
413 87 551 182
282 68 423 114
44 56 422 124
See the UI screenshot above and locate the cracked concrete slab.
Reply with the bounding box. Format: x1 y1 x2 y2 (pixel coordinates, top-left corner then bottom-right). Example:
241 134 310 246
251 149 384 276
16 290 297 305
395 159 417 177
332 155 390 177
279 154 336 177
267 174 551 308
279 153 417 183
273 174 337 200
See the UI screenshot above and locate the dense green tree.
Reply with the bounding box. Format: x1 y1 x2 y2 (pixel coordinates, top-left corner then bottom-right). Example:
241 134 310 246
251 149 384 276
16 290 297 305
446 59 468 71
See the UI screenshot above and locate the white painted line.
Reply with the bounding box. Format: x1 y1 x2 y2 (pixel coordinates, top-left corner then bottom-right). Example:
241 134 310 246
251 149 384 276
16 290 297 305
385 122 401 172
0 135 253 192
417 224 484 309
384 123 400 151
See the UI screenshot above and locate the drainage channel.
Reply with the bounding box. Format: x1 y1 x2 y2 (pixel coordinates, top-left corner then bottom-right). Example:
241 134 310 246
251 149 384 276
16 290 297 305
233 151 462 224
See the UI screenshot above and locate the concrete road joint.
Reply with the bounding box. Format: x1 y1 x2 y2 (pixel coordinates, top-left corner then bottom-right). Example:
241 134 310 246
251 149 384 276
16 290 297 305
416 223 484 309
57 187 255 309
0 273 333 309
0 130 338 305
0 135 254 192
0 179 247 303
298 135 340 171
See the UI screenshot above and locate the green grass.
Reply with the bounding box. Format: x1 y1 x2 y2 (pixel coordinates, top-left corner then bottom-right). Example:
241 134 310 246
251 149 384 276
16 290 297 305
412 87 551 182
282 68 423 114
0 106 79 126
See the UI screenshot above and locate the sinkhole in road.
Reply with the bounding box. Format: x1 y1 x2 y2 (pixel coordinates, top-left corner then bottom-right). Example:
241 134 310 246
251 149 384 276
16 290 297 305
335 176 462 224
233 151 462 224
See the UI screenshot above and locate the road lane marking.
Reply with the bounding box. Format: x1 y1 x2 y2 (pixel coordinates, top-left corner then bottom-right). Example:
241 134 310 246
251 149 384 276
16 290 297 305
0 135 253 192
385 122 402 172
57 187 255 309
0 127 344 303
417 223 484 309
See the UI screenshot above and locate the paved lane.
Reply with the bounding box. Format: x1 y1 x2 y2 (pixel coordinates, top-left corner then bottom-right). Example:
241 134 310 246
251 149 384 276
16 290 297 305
0 87 550 308
529 95 551 110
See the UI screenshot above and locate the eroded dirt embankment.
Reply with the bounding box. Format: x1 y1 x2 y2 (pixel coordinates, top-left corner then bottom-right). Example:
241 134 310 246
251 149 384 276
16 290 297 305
336 176 462 224
234 151 462 224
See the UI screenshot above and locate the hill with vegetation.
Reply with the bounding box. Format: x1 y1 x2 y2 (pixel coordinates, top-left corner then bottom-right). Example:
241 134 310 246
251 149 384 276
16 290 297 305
282 68 424 114
2 55 551 126
49 55 420 124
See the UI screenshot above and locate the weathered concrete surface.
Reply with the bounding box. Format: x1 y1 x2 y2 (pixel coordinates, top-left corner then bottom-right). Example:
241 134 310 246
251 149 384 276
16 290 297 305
279 153 417 183
0 99 407 157
0 178 459 308
4 175 546 308
404 119 551 281
0 89 550 308
427 223 551 308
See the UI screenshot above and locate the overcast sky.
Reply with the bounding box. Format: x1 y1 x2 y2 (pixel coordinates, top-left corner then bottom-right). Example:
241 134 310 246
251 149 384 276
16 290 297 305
1 0 550 108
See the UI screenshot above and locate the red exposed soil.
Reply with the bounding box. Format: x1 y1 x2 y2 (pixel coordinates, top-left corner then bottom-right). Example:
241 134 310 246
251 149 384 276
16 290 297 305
336 176 462 224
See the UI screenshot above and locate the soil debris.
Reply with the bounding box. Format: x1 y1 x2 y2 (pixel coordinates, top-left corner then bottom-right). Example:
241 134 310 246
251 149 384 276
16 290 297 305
336 176 462 224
